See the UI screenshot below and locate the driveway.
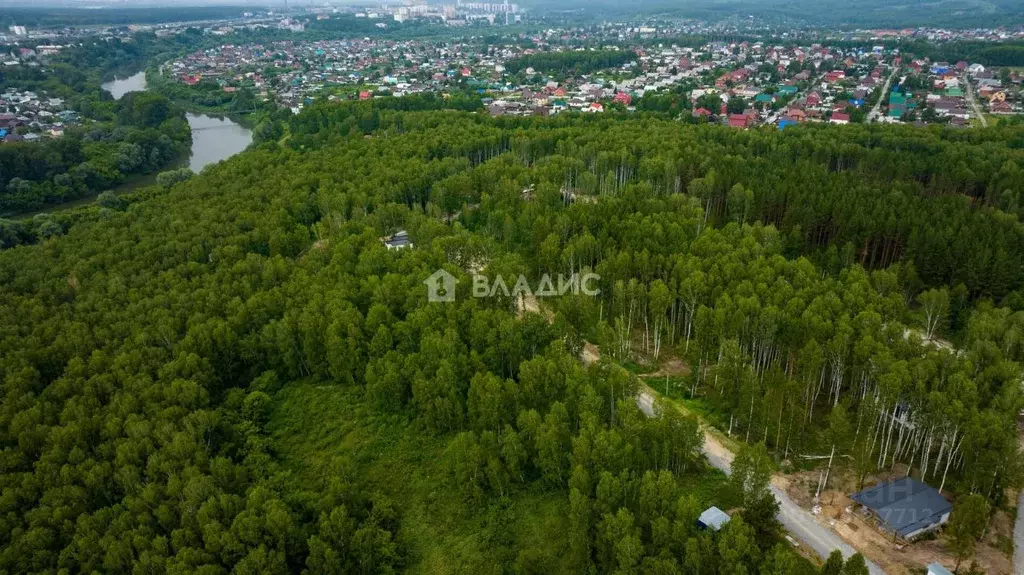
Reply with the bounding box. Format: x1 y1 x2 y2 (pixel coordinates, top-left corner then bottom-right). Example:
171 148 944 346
637 390 886 575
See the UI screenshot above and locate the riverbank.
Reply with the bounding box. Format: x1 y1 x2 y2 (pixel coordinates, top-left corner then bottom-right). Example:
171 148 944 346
0 74 255 219
3 156 186 221
103 72 254 169
143 67 266 130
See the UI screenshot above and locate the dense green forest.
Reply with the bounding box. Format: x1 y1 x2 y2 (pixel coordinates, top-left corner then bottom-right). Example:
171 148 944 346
897 39 1024 67
503 50 638 76
289 105 1024 299
0 89 190 215
1 100 1022 574
523 0 1024 28
0 6 250 28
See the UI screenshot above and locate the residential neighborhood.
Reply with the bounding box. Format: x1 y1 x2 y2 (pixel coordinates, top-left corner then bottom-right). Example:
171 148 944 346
0 89 78 143
119 16 1019 129
0 10 1021 150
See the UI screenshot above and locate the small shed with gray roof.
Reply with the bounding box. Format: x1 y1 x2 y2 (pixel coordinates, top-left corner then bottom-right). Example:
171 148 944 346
697 506 731 532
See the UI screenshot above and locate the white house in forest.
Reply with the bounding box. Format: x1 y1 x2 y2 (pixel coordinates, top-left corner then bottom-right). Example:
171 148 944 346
383 230 413 250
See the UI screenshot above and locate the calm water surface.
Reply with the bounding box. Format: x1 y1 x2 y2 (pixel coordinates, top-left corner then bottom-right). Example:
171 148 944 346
100 71 148 100
101 72 254 173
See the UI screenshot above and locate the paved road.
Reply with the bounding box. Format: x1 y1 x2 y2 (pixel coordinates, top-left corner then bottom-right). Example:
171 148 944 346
963 76 988 127
637 391 886 575
868 67 900 123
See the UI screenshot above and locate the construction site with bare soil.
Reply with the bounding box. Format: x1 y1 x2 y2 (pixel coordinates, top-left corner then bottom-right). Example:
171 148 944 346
779 465 1015 575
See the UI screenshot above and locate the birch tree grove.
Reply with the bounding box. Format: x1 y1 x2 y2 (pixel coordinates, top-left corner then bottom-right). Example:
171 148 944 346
918 288 950 341
581 237 1017 500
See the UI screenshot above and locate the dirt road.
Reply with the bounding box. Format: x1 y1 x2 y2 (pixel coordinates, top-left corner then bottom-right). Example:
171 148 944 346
964 76 988 127
869 67 900 123
637 389 886 575
578 331 883 573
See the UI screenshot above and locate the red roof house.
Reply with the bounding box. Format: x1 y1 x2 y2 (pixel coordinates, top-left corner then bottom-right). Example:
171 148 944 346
991 101 1012 114
728 114 750 128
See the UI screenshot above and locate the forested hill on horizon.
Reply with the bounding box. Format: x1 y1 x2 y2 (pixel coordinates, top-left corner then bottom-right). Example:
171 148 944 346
526 0 1024 27
2 0 1022 27
0 101 1023 573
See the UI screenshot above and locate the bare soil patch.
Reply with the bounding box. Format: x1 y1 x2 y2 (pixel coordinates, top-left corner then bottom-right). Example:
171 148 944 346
781 468 1013 575
638 356 692 378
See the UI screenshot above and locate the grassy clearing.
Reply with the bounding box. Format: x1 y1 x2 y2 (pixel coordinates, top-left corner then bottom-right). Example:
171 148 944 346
268 382 573 575
268 381 740 573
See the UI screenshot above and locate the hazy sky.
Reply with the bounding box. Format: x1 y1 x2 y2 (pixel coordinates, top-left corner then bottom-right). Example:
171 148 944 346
3 0 340 6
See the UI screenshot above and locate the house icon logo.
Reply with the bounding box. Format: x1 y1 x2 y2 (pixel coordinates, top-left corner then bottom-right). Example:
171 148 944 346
425 269 458 303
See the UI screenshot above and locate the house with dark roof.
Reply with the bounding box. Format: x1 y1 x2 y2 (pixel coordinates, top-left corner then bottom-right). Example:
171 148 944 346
850 477 951 540
383 230 413 250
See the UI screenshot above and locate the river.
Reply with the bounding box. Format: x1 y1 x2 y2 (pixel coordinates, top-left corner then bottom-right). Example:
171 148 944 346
2 73 257 218
101 72 253 173
100 72 148 100
183 113 253 173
